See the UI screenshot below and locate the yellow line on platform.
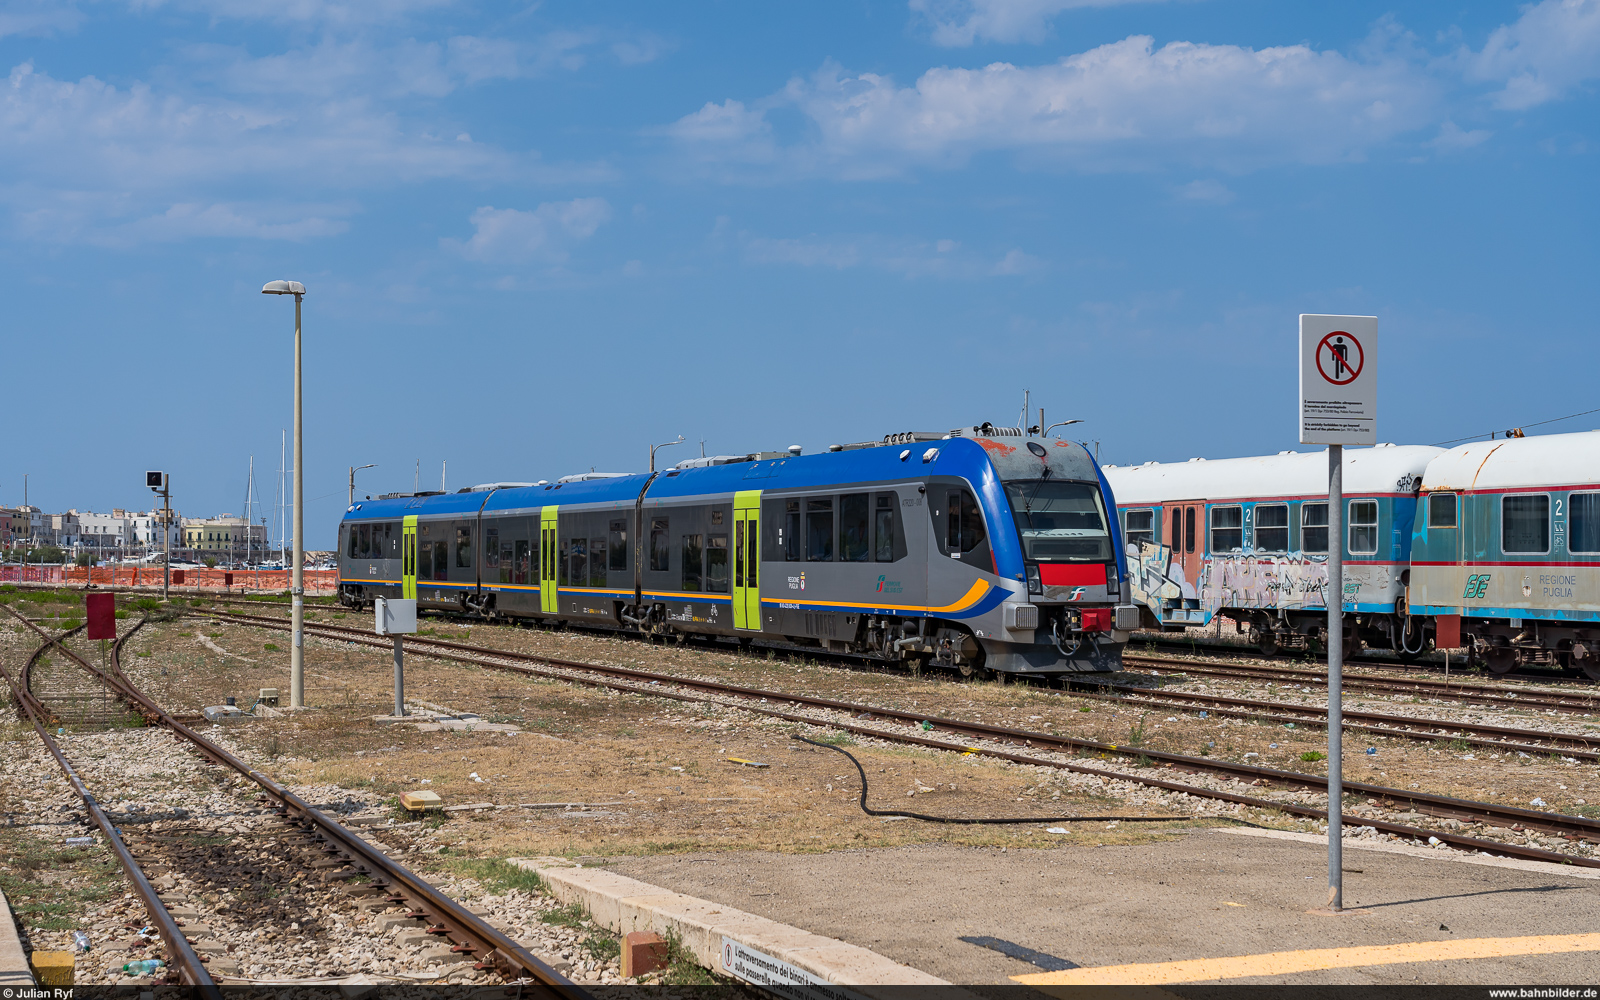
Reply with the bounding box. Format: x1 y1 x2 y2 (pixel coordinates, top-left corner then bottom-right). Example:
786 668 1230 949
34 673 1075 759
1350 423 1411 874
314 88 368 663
1012 934 1600 986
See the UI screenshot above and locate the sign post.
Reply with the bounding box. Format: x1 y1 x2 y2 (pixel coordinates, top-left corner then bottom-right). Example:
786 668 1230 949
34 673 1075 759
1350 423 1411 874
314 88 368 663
1299 313 1376 914
375 597 418 717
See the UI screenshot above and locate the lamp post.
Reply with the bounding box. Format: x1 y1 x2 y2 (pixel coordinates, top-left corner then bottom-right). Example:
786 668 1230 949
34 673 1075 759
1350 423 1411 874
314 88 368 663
349 464 376 506
1041 419 1083 438
262 279 307 710
649 435 685 473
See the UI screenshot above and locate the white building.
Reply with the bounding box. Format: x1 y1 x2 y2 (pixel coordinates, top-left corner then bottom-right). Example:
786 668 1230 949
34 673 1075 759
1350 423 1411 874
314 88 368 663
76 510 127 552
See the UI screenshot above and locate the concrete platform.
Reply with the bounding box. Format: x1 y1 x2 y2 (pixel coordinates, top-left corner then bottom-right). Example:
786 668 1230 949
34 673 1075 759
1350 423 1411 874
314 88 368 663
604 828 1600 987
0 888 35 987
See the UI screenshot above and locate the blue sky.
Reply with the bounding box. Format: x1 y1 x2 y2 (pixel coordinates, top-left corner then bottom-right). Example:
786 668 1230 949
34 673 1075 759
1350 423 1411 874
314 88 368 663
2 0 1596 546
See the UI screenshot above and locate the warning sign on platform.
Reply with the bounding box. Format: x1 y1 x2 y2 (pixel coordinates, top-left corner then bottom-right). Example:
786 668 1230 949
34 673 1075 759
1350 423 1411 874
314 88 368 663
1300 314 1376 445
721 937 867 1000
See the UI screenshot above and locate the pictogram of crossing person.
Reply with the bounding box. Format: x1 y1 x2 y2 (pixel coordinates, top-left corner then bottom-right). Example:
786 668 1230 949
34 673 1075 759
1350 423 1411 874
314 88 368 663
1315 330 1364 385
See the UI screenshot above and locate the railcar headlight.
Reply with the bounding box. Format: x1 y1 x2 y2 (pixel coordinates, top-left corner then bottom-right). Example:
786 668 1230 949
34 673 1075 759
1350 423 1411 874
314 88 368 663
1105 562 1119 598
1026 563 1042 595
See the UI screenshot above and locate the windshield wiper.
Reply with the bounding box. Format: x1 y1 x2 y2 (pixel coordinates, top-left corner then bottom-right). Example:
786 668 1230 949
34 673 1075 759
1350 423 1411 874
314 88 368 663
1019 469 1051 528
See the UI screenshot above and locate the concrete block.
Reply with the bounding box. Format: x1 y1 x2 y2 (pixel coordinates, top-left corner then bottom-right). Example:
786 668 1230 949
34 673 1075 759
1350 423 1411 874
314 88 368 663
207 958 241 977
400 790 443 812
191 940 230 956
373 913 415 931
622 931 668 978
395 928 434 949
30 951 74 986
418 944 470 965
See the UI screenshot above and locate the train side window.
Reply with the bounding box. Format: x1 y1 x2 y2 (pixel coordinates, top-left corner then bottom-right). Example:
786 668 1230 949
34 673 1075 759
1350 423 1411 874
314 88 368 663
1502 494 1550 554
513 539 530 585
807 498 834 561
558 538 570 585
1125 509 1154 548
785 501 802 561
874 494 897 562
500 541 513 584
711 507 725 526
1184 506 1196 553
840 493 869 562
484 528 500 570
1428 492 1458 529
455 526 472 568
571 537 588 587
433 540 448 580
1301 502 1328 553
1210 505 1243 553
682 534 704 591
1571 493 1600 554
590 538 607 586
609 520 627 571
650 519 670 571
347 526 360 558
1254 504 1288 553
416 538 431 580
1348 501 1379 555
706 534 729 592
944 489 985 553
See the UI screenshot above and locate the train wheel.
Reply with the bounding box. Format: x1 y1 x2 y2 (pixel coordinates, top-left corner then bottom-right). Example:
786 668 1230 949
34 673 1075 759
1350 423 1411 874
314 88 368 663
1486 647 1517 675
1258 631 1279 656
1583 660 1600 682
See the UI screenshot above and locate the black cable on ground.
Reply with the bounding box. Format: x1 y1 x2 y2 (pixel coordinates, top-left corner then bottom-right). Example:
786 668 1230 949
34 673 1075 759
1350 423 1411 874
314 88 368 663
792 734 1198 825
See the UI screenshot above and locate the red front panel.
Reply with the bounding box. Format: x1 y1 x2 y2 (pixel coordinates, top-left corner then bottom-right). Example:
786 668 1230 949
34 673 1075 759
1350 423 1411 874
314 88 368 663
1039 563 1104 587
1080 608 1113 632
85 592 116 640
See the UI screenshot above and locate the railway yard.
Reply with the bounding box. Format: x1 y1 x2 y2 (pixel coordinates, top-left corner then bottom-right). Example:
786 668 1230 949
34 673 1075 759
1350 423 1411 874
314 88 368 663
4 586 1600 989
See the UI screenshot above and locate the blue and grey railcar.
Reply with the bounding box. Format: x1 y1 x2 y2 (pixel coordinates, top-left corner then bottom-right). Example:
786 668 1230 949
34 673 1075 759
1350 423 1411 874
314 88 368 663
1409 430 1600 677
1103 445 1443 655
337 428 1142 675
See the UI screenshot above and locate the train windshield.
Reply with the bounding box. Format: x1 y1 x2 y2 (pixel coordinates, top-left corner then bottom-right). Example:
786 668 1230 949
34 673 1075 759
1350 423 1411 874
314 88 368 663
1003 480 1111 562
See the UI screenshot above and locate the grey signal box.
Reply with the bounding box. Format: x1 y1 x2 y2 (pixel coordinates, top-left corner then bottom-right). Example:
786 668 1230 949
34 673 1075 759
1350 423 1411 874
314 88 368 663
375 598 417 635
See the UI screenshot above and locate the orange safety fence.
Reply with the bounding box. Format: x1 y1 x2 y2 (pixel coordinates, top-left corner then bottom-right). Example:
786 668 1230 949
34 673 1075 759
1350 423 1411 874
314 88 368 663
1 565 339 594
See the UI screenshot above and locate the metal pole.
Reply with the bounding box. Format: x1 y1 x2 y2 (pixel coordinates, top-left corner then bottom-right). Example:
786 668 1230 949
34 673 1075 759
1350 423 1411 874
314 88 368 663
291 292 305 710
393 634 405 717
1326 444 1344 911
162 479 170 602
349 466 355 506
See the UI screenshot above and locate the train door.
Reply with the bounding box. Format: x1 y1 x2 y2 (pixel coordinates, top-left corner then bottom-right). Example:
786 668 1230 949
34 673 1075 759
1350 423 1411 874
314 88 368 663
1162 501 1203 586
402 516 417 600
539 506 559 614
733 490 761 630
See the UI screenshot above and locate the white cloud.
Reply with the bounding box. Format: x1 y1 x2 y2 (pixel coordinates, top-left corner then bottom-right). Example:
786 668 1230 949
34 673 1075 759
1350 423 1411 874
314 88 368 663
674 36 1438 175
125 0 450 28
1470 0 1600 109
741 230 1037 278
445 199 613 262
909 0 1165 48
1176 178 1234 203
0 1 84 39
1429 120 1491 151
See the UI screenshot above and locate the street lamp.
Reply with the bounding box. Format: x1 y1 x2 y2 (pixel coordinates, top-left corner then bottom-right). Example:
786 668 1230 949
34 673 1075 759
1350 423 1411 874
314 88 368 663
262 279 307 710
349 464 376 505
649 435 685 473
1041 419 1083 438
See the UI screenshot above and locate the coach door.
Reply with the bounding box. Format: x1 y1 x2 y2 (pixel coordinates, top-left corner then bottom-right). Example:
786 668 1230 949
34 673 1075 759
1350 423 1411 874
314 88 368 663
1163 502 1203 588
539 506 559 614
733 490 762 630
401 516 418 600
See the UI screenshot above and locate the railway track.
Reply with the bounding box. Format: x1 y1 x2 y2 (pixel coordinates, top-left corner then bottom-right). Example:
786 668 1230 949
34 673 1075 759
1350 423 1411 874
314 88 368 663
1123 652 1600 715
208 607 1600 867
2 605 590 994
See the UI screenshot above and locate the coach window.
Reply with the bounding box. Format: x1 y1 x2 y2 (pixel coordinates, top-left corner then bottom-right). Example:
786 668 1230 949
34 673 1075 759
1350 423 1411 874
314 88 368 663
1255 504 1289 553
570 538 587 587
706 534 729 592
1428 492 1458 529
590 537 607 587
1125 509 1154 548
784 501 802 560
609 520 627 571
1502 494 1550 554
945 489 985 554
840 493 870 562
682 533 704 590
348 526 360 558
513 539 531 585
1210 506 1243 553
455 526 472 568
650 519 670 571
433 540 448 580
1571 493 1600 554
558 538 570 585
874 494 898 562
1349 501 1379 555
500 539 514 584
1184 507 1197 553
1301 502 1328 553
484 528 500 573
807 498 834 561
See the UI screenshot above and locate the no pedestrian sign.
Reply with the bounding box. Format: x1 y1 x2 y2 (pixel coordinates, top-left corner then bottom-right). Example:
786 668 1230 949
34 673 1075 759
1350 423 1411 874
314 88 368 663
1299 314 1376 446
